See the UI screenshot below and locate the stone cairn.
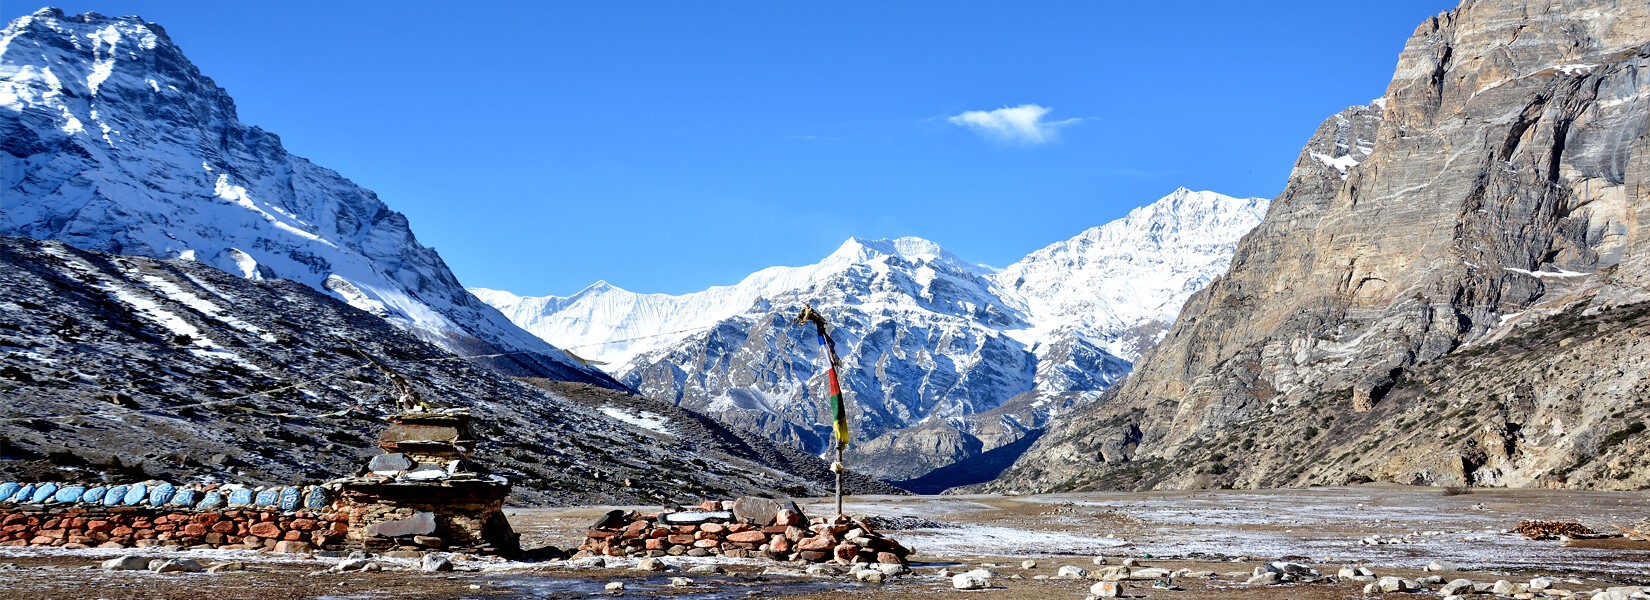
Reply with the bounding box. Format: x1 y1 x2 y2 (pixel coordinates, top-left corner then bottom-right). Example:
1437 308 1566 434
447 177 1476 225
579 496 912 566
333 408 518 554
0 408 518 555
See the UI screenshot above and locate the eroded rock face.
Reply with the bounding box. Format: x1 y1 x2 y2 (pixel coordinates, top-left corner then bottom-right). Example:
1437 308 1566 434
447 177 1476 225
990 0 1650 493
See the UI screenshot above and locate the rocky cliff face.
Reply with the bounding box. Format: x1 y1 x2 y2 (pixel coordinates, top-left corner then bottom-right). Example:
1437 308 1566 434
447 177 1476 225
0 236 897 505
0 9 612 385
988 0 1650 493
480 190 1267 481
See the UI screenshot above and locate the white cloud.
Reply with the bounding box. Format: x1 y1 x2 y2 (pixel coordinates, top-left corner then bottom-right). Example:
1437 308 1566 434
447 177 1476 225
947 104 1078 144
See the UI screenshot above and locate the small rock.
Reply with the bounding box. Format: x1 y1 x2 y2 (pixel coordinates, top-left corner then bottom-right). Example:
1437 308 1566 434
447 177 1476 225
1492 580 1516 595
1122 557 1139 567
151 558 204 573
1090 581 1122 598
571 556 607 568
1092 556 1108 565
635 558 666 572
1530 578 1553 591
806 564 842 577
1338 566 1358 578
1421 574 1445 584
206 562 247 574
332 558 371 572
877 563 910 577
1022 559 1037 570
686 564 724 574
855 570 885 584
1058 565 1089 578
361 562 382 572
420 554 453 572
605 582 625 591
413 535 443 548
1441 578 1476 595
1247 572 1282 585
953 570 991 590
1377 576 1412 592
669 576 693 587
101 555 150 571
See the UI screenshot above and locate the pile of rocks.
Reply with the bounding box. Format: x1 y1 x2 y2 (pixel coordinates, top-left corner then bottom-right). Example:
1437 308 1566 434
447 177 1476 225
1514 520 1598 540
577 497 911 566
0 504 348 552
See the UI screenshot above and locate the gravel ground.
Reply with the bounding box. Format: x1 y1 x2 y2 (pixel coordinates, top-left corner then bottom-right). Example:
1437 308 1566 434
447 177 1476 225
0 485 1645 599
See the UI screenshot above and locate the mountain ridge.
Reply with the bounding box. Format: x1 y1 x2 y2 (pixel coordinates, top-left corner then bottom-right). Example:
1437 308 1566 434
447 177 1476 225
478 188 1269 481
0 8 615 386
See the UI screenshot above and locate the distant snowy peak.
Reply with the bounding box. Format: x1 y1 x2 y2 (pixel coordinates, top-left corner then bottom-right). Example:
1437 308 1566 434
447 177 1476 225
993 188 1268 359
470 235 989 368
0 9 613 385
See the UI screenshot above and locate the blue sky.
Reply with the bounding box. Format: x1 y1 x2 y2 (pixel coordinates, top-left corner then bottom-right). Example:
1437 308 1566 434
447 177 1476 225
7 1 1458 296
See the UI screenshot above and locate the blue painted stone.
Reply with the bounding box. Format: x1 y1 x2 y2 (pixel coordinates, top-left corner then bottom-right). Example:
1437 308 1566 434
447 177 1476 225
277 486 301 512
303 487 329 510
103 485 128 506
53 485 85 504
196 490 225 510
169 488 197 507
81 486 107 504
122 483 148 506
148 483 176 506
13 484 36 504
0 483 18 503
30 483 57 504
254 488 279 508
227 488 253 507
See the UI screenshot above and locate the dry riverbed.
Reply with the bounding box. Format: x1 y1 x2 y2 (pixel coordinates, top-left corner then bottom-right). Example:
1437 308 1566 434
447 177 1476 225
0 485 1645 599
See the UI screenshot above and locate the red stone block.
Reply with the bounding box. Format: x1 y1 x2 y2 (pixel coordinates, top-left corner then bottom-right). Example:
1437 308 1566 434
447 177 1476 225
289 519 319 531
647 528 670 538
282 530 305 541
110 527 134 537
28 535 53 545
247 522 282 538
833 542 859 562
876 551 902 564
692 539 719 548
0 514 25 527
796 536 835 552
644 538 667 550
674 525 698 534
667 534 694 545
2 525 27 533
726 530 767 544
154 524 177 533
211 521 237 533
130 520 152 530
585 529 615 539
775 509 802 527
769 536 791 553
192 513 222 525
183 524 209 537
42 519 61 529
700 501 719 511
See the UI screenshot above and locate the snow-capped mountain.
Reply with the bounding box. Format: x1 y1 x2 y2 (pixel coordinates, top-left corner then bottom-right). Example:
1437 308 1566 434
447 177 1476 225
477 188 1268 480
0 9 611 384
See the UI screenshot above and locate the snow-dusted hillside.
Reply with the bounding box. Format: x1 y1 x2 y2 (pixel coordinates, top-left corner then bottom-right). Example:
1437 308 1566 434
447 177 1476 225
478 188 1268 480
0 9 611 384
